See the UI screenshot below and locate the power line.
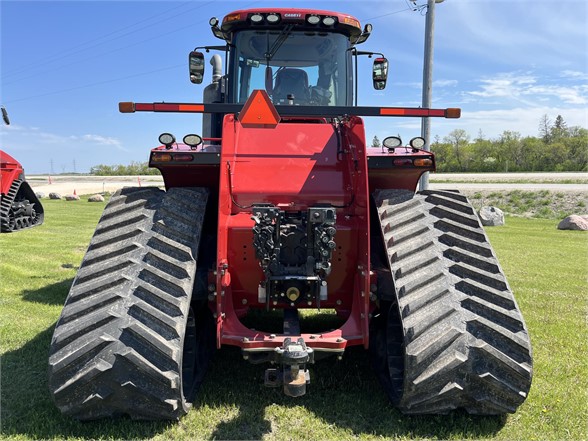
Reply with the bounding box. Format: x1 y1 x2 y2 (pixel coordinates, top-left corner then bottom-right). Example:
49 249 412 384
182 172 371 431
2 1 262 87
4 64 184 104
1 1 213 80
359 7 414 22
3 15 213 87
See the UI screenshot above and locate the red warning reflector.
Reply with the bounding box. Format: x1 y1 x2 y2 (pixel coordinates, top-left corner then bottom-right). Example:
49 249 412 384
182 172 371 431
173 153 194 162
238 90 280 127
393 159 413 167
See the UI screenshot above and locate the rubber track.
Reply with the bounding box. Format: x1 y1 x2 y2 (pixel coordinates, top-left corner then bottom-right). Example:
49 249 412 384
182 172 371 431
0 179 20 231
0 179 44 232
48 186 208 420
374 189 532 414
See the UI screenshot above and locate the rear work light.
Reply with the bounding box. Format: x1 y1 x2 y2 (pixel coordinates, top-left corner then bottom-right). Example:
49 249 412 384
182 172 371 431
159 133 175 149
383 136 402 150
183 134 203 149
409 137 426 149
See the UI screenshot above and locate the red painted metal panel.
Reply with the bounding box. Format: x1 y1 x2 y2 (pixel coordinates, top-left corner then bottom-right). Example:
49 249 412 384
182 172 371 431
0 150 24 195
214 113 371 350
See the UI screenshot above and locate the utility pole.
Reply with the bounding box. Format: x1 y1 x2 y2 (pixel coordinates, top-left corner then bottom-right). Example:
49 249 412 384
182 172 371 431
418 0 443 191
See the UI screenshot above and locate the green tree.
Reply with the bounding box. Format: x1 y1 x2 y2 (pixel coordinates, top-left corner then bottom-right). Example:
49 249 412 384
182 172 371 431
470 138 496 171
372 135 381 147
443 129 470 171
561 127 588 170
539 114 552 143
499 131 525 170
551 115 569 140
90 162 159 176
431 140 455 172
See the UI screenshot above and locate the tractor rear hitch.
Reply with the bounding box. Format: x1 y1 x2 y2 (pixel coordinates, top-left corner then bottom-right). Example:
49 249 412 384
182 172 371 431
262 337 314 397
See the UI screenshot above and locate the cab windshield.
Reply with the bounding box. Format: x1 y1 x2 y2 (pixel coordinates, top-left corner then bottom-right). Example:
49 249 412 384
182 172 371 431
231 30 352 106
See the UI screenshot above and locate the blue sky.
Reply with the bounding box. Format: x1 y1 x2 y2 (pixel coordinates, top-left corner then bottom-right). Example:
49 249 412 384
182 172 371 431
1 0 587 174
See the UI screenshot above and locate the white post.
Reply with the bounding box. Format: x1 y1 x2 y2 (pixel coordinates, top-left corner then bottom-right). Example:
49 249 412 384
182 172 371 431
418 0 443 192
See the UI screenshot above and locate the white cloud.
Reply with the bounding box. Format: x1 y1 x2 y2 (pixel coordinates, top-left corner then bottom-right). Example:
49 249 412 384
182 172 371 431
81 134 124 147
523 85 587 105
468 73 537 99
2 125 127 151
560 70 588 80
433 79 458 88
466 72 587 106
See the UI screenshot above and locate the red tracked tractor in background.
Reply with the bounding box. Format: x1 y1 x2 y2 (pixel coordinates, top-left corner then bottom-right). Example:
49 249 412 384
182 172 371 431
48 8 532 420
0 107 44 232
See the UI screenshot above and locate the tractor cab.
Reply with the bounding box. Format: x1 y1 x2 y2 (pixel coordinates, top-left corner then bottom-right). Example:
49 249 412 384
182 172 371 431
190 9 387 113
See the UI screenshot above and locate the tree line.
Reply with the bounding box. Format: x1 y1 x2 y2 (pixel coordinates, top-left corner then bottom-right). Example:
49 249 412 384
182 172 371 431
425 115 586 172
373 115 587 172
90 161 160 176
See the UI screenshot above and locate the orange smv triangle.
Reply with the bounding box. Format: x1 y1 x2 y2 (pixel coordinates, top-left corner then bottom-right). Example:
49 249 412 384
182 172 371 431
238 89 280 128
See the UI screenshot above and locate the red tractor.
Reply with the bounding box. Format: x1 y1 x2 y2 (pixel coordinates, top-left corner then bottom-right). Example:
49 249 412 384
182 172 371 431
0 107 44 232
48 8 532 420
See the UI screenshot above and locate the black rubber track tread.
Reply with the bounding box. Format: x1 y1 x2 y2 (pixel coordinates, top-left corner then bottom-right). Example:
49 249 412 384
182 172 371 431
1 179 44 232
373 189 532 415
48 186 209 420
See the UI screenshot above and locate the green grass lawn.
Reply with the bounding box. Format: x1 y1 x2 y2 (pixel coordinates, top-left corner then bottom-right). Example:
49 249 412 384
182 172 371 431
1 199 586 440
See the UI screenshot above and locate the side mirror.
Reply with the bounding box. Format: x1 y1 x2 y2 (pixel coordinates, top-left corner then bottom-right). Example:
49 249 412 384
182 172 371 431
189 51 205 84
372 57 388 90
1 106 10 125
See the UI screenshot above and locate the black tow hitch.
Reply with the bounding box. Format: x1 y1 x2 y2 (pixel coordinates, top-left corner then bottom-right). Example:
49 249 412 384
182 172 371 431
264 337 314 397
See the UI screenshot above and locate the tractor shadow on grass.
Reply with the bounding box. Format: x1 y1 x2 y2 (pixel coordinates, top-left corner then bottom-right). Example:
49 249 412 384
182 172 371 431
21 277 74 306
2 307 506 440
1 329 506 440
200 346 507 440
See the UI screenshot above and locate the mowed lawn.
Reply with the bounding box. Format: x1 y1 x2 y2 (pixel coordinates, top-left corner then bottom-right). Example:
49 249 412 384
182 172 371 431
0 197 586 440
